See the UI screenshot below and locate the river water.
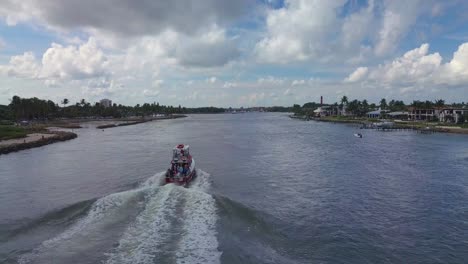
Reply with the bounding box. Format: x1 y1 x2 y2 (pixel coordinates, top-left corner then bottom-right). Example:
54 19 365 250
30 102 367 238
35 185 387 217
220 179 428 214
1 113 467 264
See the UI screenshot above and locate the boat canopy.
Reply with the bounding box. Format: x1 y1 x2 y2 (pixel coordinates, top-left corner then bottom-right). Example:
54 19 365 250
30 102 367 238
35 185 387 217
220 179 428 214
172 144 190 162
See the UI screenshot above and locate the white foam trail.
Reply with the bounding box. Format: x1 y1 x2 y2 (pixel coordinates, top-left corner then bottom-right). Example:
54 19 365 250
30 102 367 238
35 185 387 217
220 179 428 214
176 170 222 264
190 169 213 192
19 172 166 264
19 188 145 264
19 170 221 264
140 171 166 187
105 184 179 264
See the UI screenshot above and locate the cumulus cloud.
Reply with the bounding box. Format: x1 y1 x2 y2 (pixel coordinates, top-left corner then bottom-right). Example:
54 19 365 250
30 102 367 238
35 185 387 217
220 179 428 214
255 0 346 63
344 67 368 82
0 51 41 78
346 42 468 88
0 38 108 80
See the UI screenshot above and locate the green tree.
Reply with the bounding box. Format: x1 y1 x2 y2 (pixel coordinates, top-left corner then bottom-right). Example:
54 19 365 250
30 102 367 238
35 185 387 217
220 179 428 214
380 98 387 109
341 96 348 105
435 99 445 108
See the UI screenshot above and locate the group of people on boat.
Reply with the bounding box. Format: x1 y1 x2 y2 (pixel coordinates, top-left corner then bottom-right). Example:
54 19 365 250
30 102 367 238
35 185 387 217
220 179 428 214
171 163 190 176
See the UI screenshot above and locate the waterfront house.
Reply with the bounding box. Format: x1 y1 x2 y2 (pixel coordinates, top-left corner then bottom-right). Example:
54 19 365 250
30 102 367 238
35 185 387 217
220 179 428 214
438 108 468 123
408 107 439 121
367 108 389 119
314 105 339 117
367 110 381 119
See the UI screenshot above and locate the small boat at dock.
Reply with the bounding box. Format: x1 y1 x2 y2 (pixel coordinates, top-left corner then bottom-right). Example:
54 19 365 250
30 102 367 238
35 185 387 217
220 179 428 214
165 144 196 186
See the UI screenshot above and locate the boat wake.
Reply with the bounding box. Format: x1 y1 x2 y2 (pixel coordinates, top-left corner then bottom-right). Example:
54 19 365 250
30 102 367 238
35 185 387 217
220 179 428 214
18 170 220 264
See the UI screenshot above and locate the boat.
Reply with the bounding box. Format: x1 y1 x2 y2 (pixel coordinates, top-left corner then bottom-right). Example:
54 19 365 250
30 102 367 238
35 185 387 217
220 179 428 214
165 144 196 186
354 133 363 138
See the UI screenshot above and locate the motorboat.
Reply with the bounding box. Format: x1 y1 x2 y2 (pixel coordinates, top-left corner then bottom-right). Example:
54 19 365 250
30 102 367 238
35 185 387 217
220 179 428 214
165 144 196 186
354 133 363 138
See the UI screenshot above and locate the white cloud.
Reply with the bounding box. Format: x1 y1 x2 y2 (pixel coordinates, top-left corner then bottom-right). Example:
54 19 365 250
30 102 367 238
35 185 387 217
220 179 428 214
152 79 164 88
41 38 108 80
255 0 346 63
291 79 305 86
142 89 161 97
283 88 294 96
223 81 237 88
344 67 368 83
0 38 108 81
341 0 375 49
374 0 424 56
206 76 217 83
257 76 285 85
346 42 468 89
0 52 41 78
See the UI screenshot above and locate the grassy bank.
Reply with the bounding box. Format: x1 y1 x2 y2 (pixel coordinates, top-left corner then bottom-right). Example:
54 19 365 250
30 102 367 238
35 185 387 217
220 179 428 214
0 125 28 140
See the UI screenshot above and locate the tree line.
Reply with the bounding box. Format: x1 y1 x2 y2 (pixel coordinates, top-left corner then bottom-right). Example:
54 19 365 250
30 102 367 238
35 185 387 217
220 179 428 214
0 96 227 121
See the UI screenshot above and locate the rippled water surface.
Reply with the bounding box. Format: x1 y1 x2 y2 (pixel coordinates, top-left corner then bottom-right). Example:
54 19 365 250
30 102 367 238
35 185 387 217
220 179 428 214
1 113 468 263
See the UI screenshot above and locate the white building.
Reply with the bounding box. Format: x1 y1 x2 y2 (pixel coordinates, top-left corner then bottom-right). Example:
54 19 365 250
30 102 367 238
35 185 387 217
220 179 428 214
100 99 112 108
438 108 468 123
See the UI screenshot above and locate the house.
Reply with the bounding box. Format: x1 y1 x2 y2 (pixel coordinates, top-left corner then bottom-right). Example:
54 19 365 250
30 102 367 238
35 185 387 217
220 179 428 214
367 110 381 119
100 99 112 108
438 108 468 123
408 107 439 121
367 108 389 119
313 106 329 117
313 105 339 117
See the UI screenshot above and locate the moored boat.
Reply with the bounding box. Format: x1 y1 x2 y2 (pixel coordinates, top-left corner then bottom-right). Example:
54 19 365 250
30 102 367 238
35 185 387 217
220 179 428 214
165 144 196 186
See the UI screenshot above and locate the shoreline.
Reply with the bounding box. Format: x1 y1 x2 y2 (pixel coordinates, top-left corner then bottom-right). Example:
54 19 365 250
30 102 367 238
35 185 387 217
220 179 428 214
0 131 77 155
289 115 468 135
96 114 187 129
0 114 187 155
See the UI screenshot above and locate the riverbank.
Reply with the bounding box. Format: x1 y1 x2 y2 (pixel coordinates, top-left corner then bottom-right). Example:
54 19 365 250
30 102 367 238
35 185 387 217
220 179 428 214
0 131 77 155
289 115 468 135
96 114 187 129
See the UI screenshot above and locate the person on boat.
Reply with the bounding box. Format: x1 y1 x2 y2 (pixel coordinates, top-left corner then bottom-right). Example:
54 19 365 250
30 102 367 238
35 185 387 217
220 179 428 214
178 165 184 175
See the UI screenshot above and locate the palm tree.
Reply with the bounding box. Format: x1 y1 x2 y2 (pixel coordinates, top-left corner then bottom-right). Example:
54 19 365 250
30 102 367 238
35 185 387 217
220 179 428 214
435 99 445 108
341 96 348 105
61 98 69 108
380 98 387 110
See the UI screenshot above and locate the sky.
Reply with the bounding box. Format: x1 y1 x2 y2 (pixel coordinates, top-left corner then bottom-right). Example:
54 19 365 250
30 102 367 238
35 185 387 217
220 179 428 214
0 0 467 107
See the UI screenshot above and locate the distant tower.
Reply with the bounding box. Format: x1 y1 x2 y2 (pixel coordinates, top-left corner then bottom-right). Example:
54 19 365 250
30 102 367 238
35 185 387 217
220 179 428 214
320 96 323 106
